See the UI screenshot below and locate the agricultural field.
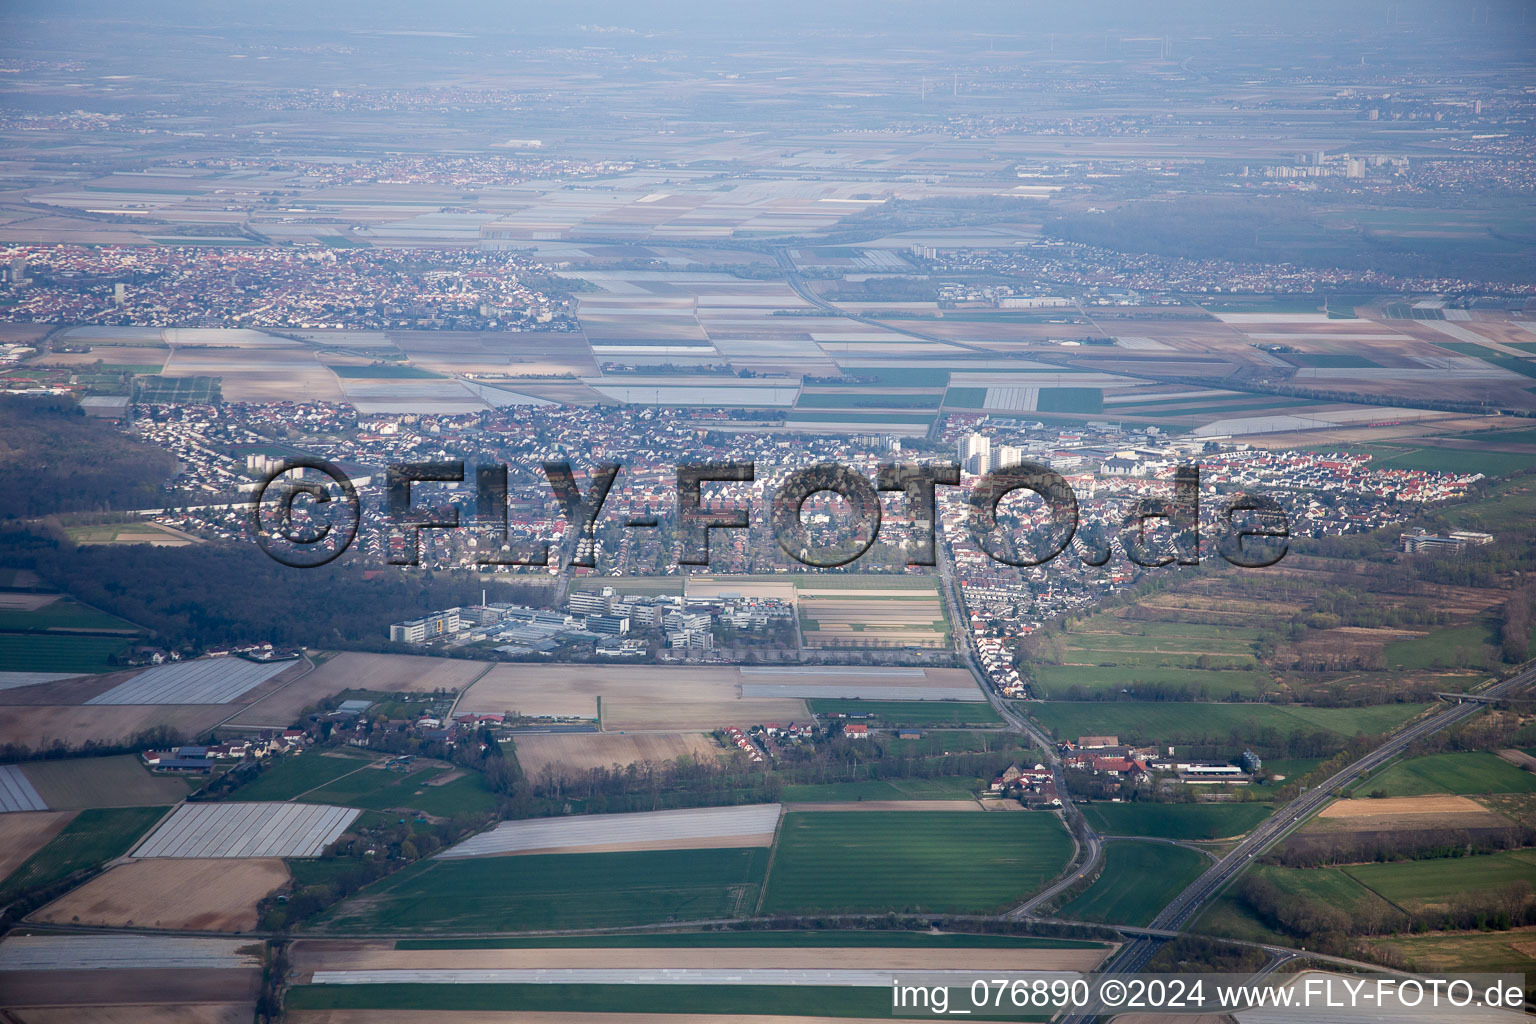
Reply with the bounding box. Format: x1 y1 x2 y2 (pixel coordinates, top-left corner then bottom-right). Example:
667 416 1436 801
390 930 1108 950
1025 701 1429 748
740 666 981 702
761 811 1072 915
132 801 359 858
0 934 261 1019
807 699 1002 726
455 664 809 731
85 657 296 705
1025 615 1269 699
0 806 167 902
315 846 770 933
288 936 1108 975
0 811 75 881
17 754 193 809
1360 752 1536 797
0 598 140 634
439 804 782 858
1058 841 1210 927
1080 801 1276 841
1309 794 1511 833
0 633 133 674
510 731 722 778
778 776 985 803
284 982 1032 1019
1342 850 1536 913
66 521 200 547
32 857 289 931
797 581 950 649
225 652 489 728
0 703 230 750
1369 927 1536 979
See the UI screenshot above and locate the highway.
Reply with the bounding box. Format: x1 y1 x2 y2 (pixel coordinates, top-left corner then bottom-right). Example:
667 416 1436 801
1056 661 1536 1023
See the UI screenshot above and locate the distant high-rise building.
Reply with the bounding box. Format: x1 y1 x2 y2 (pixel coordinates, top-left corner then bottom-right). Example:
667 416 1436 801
958 432 991 475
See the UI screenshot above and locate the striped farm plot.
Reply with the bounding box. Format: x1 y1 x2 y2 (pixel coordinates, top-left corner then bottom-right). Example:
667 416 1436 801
0 934 259 971
85 657 292 705
132 801 359 858
440 804 783 859
738 666 983 701
0 765 47 812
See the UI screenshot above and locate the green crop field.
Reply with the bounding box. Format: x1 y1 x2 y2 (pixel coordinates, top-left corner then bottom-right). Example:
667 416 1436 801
795 392 942 410
1032 664 1268 700
0 806 166 902
1340 444 1536 477
316 847 769 933
778 776 983 803
1284 353 1381 368
1247 864 1396 919
1025 702 1428 747
0 599 139 633
0 633 130 673
761 811 1072 915
1035 387 1103 414
227 752 377 802
1344 850 1536 911
1058 841 1208 927
1081 802 1276 841
1358 752 1536 797
327 364 447 379
287 982 1049 1020
807 700 1000 726
394 931 1106 950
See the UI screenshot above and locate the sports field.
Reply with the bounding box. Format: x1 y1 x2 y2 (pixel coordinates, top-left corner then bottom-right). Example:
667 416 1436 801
1080 801 1276 841
302 761 498 819
1058 841 1209 927
317 847 770 933
227 751 378 802
761 811 1072 915
1361 752 1536 797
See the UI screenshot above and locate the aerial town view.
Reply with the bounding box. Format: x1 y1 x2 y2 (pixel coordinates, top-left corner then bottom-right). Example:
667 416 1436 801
1 1 1535 1021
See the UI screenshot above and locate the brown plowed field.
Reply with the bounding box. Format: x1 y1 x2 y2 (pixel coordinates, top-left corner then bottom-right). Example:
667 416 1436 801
0 811 75 879
31 858 288 931
512 732 722 777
